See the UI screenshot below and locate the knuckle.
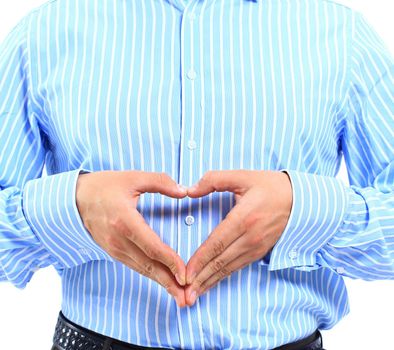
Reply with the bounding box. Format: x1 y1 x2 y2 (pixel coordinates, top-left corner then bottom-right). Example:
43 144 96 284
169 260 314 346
105 235 122 251
166 259 177 274
212 239 225 256
108 215 133 239
249 234 264 247
211 258 225 273
108 215 123 231
219 266 230 278
195 258 206 272
200 276 216 293
227 210 246 231
244 212 262 230
194 276 205 288
143 261 155 276
124 229 136 242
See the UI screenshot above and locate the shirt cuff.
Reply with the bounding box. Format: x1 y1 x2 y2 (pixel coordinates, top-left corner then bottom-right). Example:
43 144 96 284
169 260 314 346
263 170 349 271
22 169 113 268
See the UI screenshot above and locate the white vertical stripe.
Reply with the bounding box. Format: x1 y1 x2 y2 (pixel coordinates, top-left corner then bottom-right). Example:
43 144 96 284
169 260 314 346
0 1 393 349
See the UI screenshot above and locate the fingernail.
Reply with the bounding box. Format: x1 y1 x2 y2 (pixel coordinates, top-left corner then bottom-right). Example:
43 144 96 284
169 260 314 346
177 184 187 194
186 272 196 285
175 273 185 286
189 291 197 305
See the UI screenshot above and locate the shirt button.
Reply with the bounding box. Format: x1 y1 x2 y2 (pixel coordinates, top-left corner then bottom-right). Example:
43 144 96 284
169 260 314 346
185 215 195 226
188 13 196 21
187 140 197 150
336 267 346 274
288 249 298 259
187 69 197 80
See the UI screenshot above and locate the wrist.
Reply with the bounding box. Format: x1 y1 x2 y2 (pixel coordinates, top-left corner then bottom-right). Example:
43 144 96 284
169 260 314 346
263 170 348 271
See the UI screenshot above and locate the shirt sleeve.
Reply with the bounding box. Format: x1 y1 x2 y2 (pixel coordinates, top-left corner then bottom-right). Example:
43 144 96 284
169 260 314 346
0 15 112 289
265 12 394 280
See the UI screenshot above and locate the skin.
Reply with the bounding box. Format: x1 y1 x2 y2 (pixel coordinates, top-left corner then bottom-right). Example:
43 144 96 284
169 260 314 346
184 170 292 306
76 169 292 308
76 171 189 307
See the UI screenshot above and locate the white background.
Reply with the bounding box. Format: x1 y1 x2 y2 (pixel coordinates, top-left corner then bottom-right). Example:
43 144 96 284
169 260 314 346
0 1 393 349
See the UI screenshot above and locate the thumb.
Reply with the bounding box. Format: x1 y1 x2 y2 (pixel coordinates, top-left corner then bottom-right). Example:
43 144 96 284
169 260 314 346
136 172 187 198
187 170 249 198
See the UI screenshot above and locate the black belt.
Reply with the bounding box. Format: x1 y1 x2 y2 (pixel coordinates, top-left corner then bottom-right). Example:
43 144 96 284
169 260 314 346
52 311 324 350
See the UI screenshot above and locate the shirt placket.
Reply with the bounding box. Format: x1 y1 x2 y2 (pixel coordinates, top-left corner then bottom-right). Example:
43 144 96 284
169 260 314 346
176 1 206 349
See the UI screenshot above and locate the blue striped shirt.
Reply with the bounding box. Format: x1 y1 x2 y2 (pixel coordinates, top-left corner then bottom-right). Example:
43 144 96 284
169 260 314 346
0 0 393 348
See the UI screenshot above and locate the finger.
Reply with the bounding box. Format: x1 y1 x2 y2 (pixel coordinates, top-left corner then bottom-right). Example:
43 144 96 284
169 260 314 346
186 236 248 299
121 209 187 285
185 253 254 306
186 205 246 284
114 247 187 308
187 170 251 198
134 171 187 198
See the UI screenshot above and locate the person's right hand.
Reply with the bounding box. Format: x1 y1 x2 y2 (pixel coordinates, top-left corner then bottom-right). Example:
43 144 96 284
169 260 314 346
75 170 188 307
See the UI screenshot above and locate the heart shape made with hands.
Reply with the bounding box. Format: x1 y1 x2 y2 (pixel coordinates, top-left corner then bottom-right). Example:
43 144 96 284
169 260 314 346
168 169 292 307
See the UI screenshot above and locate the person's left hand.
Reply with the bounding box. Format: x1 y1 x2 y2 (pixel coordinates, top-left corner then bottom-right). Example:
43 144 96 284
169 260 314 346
184 170 293 306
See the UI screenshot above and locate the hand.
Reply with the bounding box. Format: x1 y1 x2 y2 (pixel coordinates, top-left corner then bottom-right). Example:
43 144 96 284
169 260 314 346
184 170 293 306
76 170 188 307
